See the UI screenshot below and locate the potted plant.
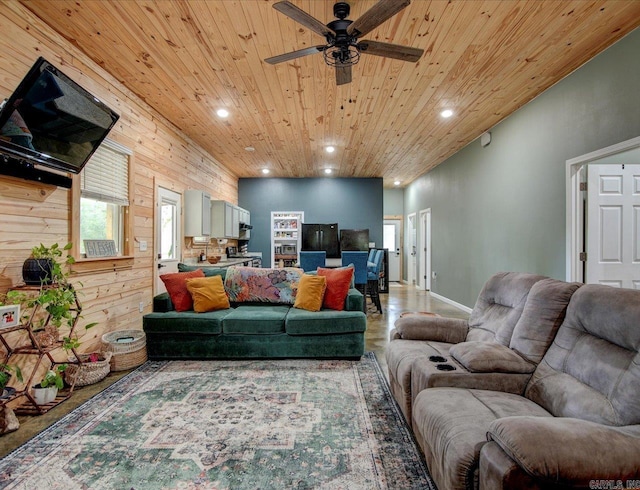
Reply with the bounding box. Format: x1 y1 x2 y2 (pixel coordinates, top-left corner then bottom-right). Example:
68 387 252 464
32 364 66 405
0 364 23 398
22 242 74 285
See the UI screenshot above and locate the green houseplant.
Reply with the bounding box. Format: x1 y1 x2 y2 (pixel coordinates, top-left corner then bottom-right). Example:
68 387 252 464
32 364 66 405
22 242 74 286
0 364 23 394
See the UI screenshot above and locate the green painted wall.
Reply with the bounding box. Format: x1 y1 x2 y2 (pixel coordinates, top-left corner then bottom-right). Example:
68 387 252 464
405 27 640 308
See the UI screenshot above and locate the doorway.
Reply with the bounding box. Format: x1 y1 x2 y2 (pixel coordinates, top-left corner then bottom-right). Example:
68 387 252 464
383 218 402 282
418 208 432 290
155 186 182 294
566 136 640 287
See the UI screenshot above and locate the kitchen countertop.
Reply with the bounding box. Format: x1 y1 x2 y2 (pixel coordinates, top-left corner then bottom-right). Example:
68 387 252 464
195 257 257 269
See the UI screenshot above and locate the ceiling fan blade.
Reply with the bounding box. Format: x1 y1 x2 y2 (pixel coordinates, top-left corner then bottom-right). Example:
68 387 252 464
358 40 423 62
264 46 324 65
347 0 411 38
335 64 352 86
273 1 335 38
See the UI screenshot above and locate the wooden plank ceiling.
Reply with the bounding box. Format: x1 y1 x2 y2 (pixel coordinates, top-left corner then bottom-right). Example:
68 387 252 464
19 0 640 187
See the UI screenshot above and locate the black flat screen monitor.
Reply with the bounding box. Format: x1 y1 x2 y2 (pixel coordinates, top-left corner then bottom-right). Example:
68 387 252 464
0 57 119 175
340 229 370 252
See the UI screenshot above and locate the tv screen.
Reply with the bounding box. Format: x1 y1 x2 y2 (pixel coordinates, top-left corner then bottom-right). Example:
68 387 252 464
0 57 119 175
340 229 370 251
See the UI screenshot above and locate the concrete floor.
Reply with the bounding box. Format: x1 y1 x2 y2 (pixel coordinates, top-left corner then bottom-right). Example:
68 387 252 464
1 282 470 458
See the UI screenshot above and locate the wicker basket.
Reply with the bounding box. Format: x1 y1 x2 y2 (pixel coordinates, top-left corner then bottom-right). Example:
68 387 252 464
64 352 112 387
101 330 147 371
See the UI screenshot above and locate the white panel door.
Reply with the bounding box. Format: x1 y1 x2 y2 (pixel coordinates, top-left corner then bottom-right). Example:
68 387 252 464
155 187 182 294
383 220 401 282
418 209 432 291
586 164 640 288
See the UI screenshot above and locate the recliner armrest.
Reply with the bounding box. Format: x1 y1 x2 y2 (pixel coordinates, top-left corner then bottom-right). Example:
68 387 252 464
487 416 640 485
394 315 468 343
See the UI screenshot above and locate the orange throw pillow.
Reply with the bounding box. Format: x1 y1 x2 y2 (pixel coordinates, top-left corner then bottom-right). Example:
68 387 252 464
317 267 354 311
186 275 231 312
160 269 205 311
294 274 327 312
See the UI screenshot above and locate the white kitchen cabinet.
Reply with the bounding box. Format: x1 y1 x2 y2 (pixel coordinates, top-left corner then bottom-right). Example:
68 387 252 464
183 190 211 236
211 200 239 238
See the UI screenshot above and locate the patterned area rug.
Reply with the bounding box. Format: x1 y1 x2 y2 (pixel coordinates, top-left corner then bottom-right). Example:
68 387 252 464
0 353 435 489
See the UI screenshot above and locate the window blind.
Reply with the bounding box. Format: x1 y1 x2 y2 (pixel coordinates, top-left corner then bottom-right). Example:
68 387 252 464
80 140 130 206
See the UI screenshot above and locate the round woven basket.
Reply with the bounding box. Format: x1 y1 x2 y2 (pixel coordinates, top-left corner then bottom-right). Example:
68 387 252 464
64 352 112 387
101 330 147 371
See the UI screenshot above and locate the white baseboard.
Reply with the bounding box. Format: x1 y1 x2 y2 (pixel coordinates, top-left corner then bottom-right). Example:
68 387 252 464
430 292 473 314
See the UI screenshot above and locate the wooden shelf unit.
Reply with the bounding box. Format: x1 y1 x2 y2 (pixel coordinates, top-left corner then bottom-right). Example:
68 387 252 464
0 284 84 415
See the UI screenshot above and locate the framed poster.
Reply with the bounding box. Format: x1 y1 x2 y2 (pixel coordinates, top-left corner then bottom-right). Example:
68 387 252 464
84 239 117 258
0 305 20 329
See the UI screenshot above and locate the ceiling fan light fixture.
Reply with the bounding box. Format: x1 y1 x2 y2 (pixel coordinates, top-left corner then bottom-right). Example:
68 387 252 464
323 45 360 67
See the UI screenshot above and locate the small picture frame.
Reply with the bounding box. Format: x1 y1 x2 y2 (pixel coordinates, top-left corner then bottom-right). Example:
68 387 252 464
84 239 117 258
0 305 20 329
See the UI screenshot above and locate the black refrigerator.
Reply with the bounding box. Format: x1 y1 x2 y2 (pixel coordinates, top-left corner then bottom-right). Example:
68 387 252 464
301 223 340 258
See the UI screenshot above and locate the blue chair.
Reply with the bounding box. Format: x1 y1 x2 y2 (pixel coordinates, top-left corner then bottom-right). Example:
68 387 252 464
341 251 368 302
367 249 384 313
299 251 326 272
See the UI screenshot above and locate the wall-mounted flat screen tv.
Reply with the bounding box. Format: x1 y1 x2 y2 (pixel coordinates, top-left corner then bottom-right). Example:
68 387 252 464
0 57 119 181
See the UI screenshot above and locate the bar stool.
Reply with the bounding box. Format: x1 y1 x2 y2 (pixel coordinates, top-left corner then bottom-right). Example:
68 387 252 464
367 249 383 314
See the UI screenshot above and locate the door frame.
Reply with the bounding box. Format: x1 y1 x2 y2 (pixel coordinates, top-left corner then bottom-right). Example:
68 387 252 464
407 212 417 286
418 208 432 291
566 135 640 282
154 182 182 295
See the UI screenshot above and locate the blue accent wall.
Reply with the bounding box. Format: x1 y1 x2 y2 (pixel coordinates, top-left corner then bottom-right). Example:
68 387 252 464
239 178 383 267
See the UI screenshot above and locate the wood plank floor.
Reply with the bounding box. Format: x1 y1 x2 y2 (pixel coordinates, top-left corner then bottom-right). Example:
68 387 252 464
1 282 470 458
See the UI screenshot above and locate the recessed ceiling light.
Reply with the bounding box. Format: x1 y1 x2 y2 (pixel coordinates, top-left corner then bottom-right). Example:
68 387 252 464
216 109 229 118
324 168 332 174
440 109 453 118
261 168 270 175
394 180 401 186
244 146 255 152
325 146 335 153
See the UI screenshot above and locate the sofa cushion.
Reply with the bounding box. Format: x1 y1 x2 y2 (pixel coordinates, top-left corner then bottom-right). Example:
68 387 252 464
222 305 289 334
285 307 366 335
224 266 302 304
525 284 640 426
293 274 326 312
317 266 354 311
186 275 230 312
160 269 205 312
178 263 227 279
467 272 546 345
412 388 552 490
509 278 581 363
143 309 229 334
449 341 536 374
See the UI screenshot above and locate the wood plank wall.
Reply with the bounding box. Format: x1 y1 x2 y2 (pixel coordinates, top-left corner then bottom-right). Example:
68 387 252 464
0 2 238 363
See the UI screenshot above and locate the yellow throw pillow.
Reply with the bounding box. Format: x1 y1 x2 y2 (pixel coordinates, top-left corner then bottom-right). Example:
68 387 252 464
186 275 230 312
294 274 327 312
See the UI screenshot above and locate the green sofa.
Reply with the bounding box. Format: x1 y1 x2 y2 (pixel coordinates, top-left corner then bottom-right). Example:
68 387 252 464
143 265 367 360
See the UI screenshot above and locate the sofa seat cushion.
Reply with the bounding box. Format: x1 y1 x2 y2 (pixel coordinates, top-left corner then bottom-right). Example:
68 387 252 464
449 341 536 374
412 387 552 490
143 309 230 335
222 305 289 334
285 308 366 335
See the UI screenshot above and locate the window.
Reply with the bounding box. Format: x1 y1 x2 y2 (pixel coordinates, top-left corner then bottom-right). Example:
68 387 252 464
75 139 132 259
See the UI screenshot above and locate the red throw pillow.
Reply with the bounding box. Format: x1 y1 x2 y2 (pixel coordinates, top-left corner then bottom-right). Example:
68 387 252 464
317 267 354 311
160 269 205 311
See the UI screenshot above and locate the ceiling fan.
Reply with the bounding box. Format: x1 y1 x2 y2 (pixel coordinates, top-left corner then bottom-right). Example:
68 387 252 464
264 0 424 85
